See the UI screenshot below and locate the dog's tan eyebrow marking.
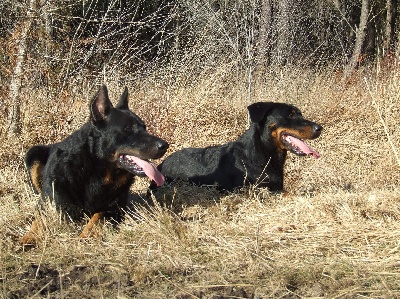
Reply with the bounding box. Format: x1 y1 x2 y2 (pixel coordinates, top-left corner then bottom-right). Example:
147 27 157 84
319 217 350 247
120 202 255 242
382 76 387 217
268 122 277 129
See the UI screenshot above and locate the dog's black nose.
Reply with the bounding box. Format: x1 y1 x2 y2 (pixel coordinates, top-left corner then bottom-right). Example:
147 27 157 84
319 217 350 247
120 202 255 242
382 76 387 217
156 140 169 152
313 124 323 136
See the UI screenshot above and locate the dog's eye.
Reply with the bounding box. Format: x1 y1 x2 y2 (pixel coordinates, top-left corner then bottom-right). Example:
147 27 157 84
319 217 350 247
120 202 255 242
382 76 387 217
124 125 136 132
288 112 302 119
125 123 146 132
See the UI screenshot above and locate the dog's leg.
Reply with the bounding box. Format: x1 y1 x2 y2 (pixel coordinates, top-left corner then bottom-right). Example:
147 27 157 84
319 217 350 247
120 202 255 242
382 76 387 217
20 219 42 246
79 212 105 239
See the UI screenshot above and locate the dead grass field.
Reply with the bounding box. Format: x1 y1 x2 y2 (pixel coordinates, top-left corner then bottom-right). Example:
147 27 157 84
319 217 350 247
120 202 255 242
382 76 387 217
1 66 400 298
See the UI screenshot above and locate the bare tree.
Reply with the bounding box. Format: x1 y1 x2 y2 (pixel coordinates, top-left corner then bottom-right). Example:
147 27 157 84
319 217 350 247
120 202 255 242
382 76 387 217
343 0 370 81
255 0 273 70
2 0 400 96
7 0 37 137
42 0 53 57
273 0 290 65
384 0 397 55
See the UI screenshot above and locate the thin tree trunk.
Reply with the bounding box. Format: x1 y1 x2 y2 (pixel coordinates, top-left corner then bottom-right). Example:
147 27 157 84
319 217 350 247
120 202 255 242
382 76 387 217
255 0 273 70
397 29 400 59
43 0 53 55
7 0 37 137
343 0 370 81
384 0 397 55
272 0 290 66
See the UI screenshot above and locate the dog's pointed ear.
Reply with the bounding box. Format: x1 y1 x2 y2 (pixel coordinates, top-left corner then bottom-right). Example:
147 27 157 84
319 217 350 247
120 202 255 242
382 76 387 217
248 102 275 123
116 87 129 110
91 85 113 122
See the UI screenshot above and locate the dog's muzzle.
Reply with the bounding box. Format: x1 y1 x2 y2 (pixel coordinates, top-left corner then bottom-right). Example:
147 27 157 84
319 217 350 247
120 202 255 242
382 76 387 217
118 154 165 186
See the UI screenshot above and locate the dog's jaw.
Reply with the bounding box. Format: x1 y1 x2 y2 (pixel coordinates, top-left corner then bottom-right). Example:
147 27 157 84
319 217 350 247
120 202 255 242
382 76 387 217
280 133 320 159
118 154 165 186
118 154 146 175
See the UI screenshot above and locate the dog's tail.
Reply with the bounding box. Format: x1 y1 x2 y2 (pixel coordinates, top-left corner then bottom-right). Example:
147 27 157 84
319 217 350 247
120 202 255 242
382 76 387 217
25 145 51 194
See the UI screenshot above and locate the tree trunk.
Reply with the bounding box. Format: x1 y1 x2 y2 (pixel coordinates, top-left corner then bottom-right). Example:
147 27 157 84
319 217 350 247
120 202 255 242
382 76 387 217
343 0 370 81
43 0 53 54
7 0 37 137
272 0 290 66
255 0 273 70
384 0 397 55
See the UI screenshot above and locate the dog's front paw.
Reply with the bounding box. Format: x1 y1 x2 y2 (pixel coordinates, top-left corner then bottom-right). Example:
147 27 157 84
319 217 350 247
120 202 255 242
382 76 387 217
79 212 104 239
20 219 41 247
20 232 40 247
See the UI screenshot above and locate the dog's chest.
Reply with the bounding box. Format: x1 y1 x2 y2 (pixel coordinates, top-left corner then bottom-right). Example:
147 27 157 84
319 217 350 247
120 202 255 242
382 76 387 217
102 168 133 188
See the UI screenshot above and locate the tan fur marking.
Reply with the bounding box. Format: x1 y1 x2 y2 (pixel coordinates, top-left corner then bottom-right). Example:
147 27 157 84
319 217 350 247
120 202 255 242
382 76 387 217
278 127 316 140
30 161 44 193
271 128 287 151
103 169 131 187
114 173 130 187
79 212 105 239
20 219 42 246
103 169 113 185
272 126 316 151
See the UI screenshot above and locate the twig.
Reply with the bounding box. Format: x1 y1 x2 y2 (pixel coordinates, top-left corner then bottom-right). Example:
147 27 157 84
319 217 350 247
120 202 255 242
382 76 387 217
29 279 53 299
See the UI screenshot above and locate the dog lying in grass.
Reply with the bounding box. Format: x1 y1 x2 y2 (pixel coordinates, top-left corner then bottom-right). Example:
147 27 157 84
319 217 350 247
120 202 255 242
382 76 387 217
21 85 168 245
154 102 322 192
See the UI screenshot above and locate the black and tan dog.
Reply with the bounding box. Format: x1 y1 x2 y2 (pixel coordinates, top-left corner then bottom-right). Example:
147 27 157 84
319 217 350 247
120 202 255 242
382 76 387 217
21 85 168 245
155 102 322 192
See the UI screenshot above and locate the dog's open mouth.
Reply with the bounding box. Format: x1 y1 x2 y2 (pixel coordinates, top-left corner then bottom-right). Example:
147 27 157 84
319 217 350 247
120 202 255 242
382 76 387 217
281 134 320 159
118 155 165 186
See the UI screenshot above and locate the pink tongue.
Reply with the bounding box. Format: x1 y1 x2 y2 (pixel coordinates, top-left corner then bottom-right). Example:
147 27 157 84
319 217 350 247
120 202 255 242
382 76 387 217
287 136 320 159
129 156 165 186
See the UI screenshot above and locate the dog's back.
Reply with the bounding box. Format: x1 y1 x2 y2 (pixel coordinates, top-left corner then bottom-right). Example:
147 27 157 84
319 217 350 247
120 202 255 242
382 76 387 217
158 134 272 190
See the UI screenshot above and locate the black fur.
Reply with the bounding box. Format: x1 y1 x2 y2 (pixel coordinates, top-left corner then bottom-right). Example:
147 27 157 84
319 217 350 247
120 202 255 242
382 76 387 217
25 85 168 221
156 102 322 192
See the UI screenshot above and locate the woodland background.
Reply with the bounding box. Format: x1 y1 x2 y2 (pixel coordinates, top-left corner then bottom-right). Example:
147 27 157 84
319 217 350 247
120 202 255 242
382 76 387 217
1 0 400 134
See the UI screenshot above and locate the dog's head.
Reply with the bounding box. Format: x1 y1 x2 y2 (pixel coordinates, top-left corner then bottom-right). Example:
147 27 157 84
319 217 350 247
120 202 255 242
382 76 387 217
248 102 322 158
90 85 169 186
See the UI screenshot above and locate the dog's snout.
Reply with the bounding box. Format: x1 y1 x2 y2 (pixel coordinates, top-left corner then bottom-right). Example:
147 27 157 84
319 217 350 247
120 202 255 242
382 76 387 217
156 140 169 152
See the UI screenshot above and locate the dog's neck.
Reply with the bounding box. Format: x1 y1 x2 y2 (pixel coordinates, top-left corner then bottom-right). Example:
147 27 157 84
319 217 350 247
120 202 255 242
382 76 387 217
239 124 287 165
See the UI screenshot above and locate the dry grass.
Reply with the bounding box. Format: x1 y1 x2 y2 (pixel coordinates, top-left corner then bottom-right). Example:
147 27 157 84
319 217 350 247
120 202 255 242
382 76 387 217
1 65 400 298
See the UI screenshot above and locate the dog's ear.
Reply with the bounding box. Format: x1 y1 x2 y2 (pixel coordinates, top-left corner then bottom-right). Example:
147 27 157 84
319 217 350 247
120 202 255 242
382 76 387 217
91 85 113 122
116 87 129 110
248 102 275 123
